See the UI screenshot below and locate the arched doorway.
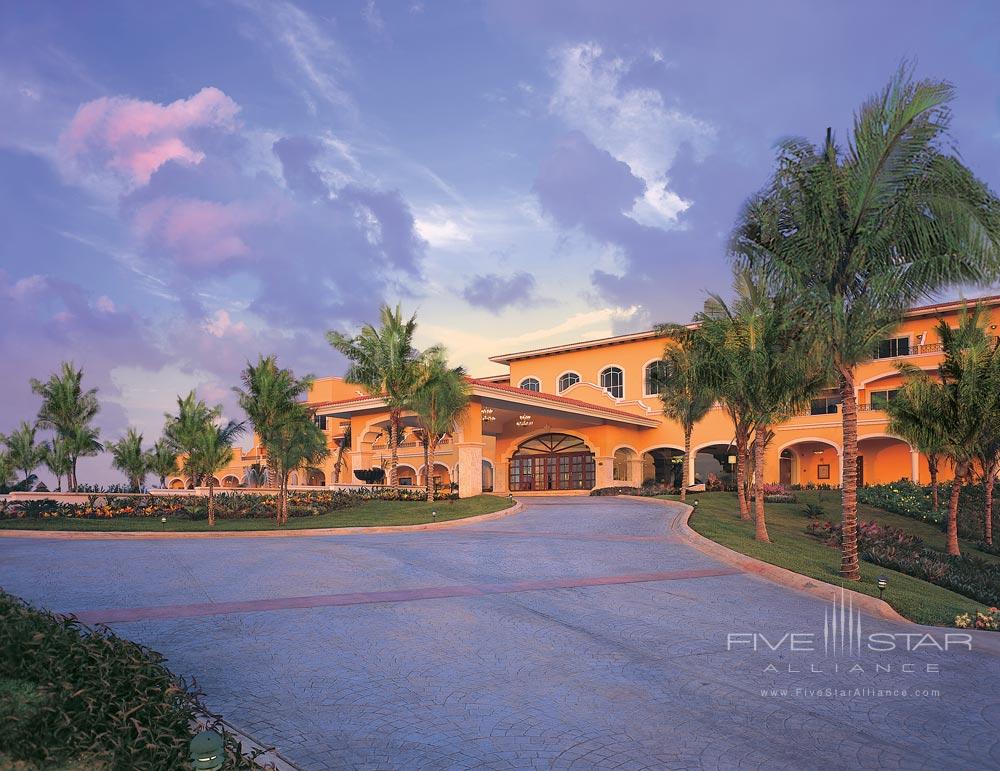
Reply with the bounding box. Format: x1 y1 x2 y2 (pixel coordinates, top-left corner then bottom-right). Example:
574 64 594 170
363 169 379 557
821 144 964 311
779 450 795 486
509 433 595 492
641 447 684 487
306 469 326 486
396 465 417 486
482 460 494 492
168 477 185 490
222 475 240 488
695 444 736 487
858 436 912 485
613 448 636 483
778 439 840 485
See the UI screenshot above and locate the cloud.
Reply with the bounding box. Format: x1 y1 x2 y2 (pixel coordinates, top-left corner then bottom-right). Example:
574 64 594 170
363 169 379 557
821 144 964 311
548 42 714 227
59 87 240 187
462 271 540 313
273 135 329 198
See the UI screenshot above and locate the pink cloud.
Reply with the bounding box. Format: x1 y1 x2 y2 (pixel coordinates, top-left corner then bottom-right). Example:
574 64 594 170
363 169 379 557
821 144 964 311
60 86 240 186
133 197 269 267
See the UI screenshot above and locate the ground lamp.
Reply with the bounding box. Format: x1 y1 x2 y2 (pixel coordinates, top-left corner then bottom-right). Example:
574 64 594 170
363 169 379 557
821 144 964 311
876 575 888 601
190 729 225 770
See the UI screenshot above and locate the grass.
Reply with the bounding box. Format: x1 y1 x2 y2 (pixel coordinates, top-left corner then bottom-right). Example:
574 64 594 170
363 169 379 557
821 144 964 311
0 495 513 532
673 490 995 626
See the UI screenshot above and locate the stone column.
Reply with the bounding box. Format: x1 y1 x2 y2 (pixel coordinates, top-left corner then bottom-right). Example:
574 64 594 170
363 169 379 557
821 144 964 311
628 458 644 486
494 460 509 494
910 449 920 484
595 456 615 489
457 443 484 498
688 453 696 486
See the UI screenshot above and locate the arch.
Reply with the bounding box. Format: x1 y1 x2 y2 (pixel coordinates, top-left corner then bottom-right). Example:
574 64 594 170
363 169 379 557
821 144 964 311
642 359 669 397
641 446 685 487
518 376 541 392
482 459 494 492
599 365 624 399
168 477 186 490
613 447 637 483
418 463 451 488
306 469 326 486
396 464 418 486
510 432 596 492
777 437 842 486
501 427 600 462
288 471 299 486
221 475 240 488
557 370 581 393
857 434 914 485
206 476 220 488
692 443 738 488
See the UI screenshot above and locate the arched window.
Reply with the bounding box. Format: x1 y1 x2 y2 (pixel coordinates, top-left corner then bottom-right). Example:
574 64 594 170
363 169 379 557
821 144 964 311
557 372 580 392
519 377 540 392
644 360 669 396
599 366 624 399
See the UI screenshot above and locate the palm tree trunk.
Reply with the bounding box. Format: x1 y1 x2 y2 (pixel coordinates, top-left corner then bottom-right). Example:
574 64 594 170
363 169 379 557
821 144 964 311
388 410 400 486
839 367 860 581
208 480 216 527
985 469 994 546
734 423 750 520
280 475 289 525
753 425 770 542
929 455 939 511
69 458 77 492
427 437 436 502
946 461 967 556
681 425 691 503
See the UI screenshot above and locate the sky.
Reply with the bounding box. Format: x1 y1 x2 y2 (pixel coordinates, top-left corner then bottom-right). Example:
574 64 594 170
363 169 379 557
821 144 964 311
3 0 1000 484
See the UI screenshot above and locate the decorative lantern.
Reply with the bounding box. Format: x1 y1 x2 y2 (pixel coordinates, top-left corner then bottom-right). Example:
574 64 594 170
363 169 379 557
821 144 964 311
189 729 225 770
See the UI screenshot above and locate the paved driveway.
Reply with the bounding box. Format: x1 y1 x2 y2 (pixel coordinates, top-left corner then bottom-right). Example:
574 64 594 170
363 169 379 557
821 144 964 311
1 497 998 770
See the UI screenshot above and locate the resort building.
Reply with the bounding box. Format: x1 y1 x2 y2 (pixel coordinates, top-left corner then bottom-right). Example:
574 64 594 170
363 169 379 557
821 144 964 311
175 295 1000 497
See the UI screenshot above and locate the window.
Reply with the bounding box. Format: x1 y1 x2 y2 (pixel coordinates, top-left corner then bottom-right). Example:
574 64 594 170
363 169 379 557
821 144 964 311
869 389 899 410
600 366 624 399
557 372 580 392
314 414 328 430
810 396 842 415
519 377 540 392
644 361 669 396
874 337 910 359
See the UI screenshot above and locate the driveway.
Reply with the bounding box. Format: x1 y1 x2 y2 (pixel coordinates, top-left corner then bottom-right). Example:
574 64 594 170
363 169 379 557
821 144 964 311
1 497 997 770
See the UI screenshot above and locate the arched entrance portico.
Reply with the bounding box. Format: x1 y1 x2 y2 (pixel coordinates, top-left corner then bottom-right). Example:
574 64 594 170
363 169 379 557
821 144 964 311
641 447 684 487
694 443 737 487
510 433 596 492
858 435 912 485
777 438 841 485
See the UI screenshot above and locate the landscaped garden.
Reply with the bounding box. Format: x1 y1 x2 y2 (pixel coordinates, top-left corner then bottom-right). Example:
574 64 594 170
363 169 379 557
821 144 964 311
680 487 1000 627
0 490 513 532
0 590 263 770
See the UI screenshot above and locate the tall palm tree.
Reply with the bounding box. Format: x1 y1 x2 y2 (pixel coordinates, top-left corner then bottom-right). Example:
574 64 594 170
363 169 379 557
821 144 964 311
734 66 1000 578
895 308 1000 555
649 337 715 503
108 428 150 492
327 305 426 486
976 422 1000 546
264 406 329 524
2 422 46 486
332 424 352 485
147 439 179 489
163 392 222 488
407 350 470 502
187 421 244 526
31 362 100 491
887 381 948 511
0 451 14 491
43 438 73 492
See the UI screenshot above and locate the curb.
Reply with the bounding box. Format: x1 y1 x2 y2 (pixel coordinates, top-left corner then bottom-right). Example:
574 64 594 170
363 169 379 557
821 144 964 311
0 501 524 541
193 714 302 771
618 495 1000 656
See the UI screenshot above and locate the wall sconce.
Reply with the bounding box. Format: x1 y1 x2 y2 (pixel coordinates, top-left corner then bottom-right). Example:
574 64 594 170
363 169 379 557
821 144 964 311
727 455 737 464
516 414 533 427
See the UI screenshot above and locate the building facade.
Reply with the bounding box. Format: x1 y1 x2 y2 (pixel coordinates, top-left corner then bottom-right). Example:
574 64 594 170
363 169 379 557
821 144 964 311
176 295 1000 497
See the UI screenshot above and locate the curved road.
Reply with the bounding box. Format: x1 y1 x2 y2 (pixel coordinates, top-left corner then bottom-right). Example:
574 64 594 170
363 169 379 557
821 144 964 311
1 497 997 769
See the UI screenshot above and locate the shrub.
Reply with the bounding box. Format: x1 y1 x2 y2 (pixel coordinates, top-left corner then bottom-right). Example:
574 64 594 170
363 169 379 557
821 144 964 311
801 502 827 519
955 607 1000 631
590 486 641 496
0 591 261 769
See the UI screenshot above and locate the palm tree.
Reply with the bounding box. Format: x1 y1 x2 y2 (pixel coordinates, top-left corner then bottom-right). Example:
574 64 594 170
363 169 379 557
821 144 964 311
332 424 352 485
976 423 1000 546
407 350 470 502
43 438 72 492
887 382 948 511
187 421 244 526
163 392 222 488
649 337 714 503
0 452 14 491
895 308 1000 555
31 362 101 491
2 422 46 486
243 463 269 488
734 66 1000 578
147 439 179 489
108 428 150 492
264 406 329 524
327 305 426 486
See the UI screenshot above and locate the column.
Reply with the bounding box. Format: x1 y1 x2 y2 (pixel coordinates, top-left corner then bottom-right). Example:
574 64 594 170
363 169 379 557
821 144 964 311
910 449 920 484
595 456 615 489
494 460 509 494
457 443 484 498
628 458 644 486
688 453 696 487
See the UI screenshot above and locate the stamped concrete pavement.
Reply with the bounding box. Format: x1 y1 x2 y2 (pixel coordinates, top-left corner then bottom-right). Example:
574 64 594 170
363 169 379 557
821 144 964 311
1 497 998 770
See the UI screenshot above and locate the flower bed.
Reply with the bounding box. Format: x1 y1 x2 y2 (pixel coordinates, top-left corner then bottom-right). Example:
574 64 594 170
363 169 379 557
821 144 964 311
0 487 434 522
589 484 675 497
807 518 1000 609
0 590 260 769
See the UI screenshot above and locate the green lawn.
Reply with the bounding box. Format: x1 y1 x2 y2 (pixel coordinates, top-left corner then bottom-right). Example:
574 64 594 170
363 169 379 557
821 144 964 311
673 490 995 626
0 496 513 532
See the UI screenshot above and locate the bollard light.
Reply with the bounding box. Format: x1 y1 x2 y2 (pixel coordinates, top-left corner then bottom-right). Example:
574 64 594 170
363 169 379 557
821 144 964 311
161 515 167 530
432 510 437 520
190 729 225 770
876 575 888 601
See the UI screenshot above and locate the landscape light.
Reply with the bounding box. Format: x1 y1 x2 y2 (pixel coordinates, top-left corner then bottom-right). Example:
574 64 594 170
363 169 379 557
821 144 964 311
189 729 225 770
876 575 888 600
161 516 167 530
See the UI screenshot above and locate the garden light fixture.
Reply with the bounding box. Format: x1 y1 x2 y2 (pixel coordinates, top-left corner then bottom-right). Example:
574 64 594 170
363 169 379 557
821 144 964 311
161 516 167 530
877 575 888 600
189 729 225 770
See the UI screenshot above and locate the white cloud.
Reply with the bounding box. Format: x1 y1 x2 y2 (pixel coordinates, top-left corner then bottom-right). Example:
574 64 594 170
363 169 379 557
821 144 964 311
414 216 472 248
549 42 715 228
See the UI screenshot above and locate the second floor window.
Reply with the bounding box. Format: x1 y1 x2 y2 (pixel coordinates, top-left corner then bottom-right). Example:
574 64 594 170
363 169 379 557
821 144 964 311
519 377 540 392
810 396 842 415
869 389 899 410
600 366 624 399
558 372 580 392
644 361 669 396
874 337 910 359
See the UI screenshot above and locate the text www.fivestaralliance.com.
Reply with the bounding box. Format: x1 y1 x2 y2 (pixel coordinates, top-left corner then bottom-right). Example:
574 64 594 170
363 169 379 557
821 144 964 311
761 687 940 699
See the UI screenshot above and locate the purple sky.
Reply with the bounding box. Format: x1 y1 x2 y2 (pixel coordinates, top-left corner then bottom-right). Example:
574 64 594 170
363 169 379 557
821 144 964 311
2 1 1000 484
